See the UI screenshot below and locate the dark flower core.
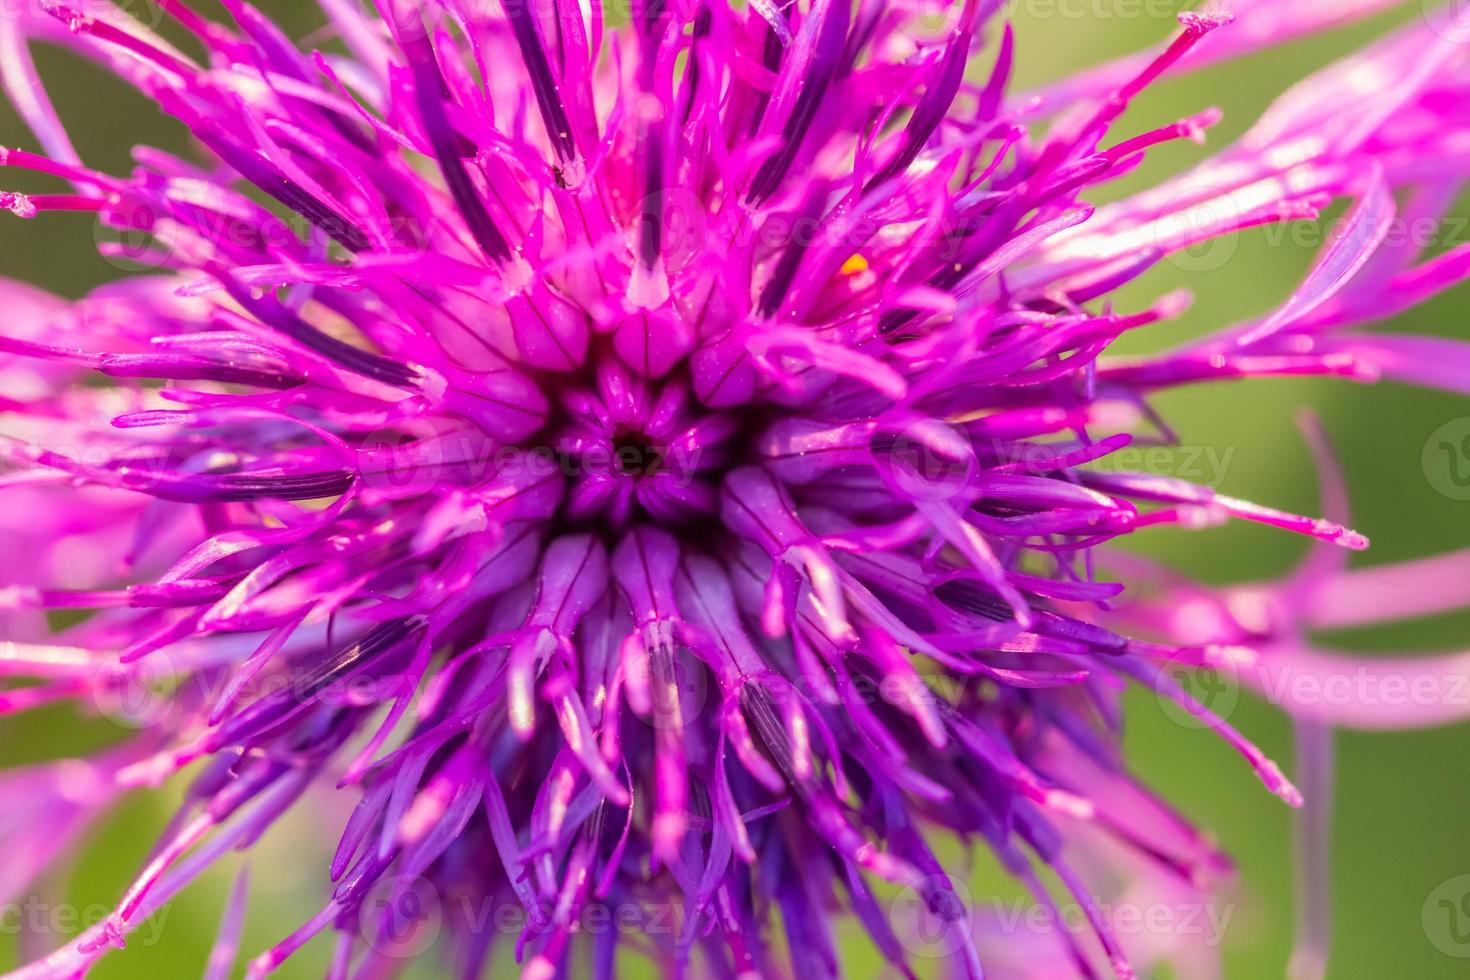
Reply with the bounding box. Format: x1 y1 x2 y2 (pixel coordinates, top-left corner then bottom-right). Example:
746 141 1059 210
2 2 1469 979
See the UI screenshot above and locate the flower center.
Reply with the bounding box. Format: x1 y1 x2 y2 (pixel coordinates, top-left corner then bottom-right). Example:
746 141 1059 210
543 365 736 530
611 430 665 477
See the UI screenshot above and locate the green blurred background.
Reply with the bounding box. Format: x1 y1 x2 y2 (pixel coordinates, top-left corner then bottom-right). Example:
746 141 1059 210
1 1 1468 977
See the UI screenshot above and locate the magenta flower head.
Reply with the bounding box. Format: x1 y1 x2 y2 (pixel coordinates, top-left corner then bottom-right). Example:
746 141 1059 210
4 0 1470 977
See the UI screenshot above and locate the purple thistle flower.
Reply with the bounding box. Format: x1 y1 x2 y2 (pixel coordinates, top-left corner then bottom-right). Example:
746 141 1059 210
1 1 1469 977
